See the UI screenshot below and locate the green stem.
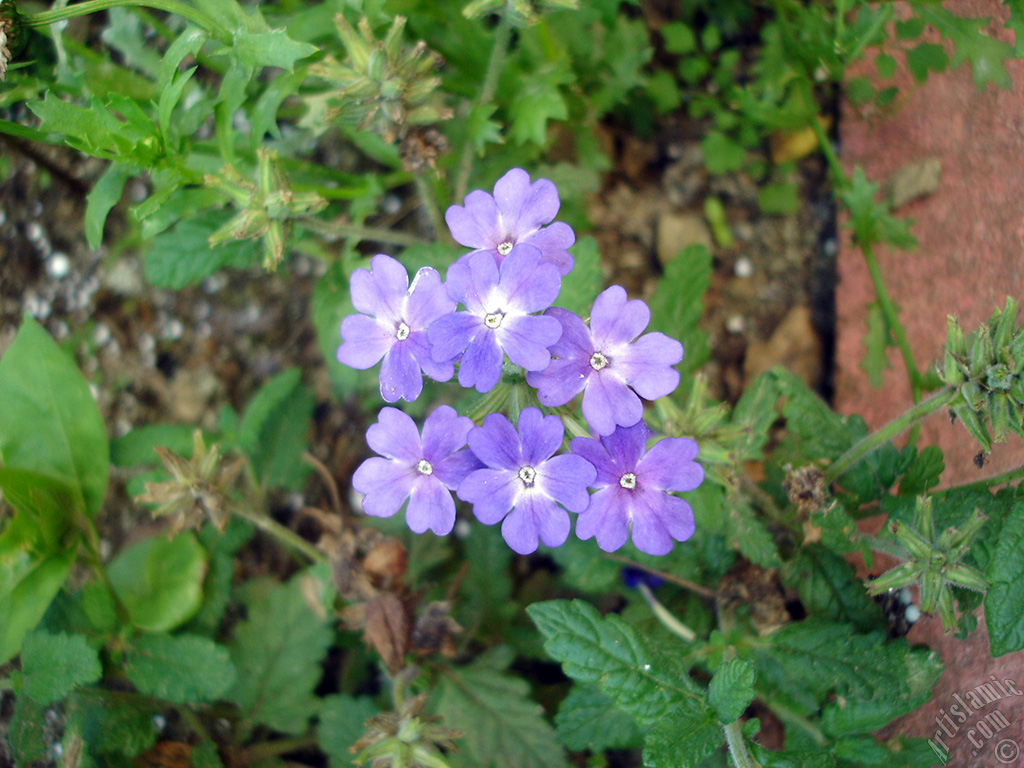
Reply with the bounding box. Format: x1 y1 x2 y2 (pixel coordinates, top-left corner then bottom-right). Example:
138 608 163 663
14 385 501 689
763 699 828 747
23 0 225 41
723 720 760 768
240 734 318 763
603 552 716 599
637 582 697 642
414 172 450 244
299 217 429 248
231 506 325 564
824 387 956 482
78 516 132 625
933 464 1024 497
454 2 514 202
843 3 893 65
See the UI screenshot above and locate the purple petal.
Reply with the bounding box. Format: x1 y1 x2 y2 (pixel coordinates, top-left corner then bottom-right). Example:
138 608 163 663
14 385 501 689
366 407 422 461
539 453 596 513
575 486 630 552
493 169 559 235
522 222 575 275
421 405 473 463
351 255 408 320
590 286 651 347
527 357 591 407
458 330 503 392
499 247 561 313
444 257 474 305
435 448 484 489
545 308 594 358
517 408 563 465
637 437 703 492
337 314 394 369
406 476 456 535
501 505 541 555
446 190 501 249
618 332 683 400
406 331 454 382
428 312 478 363
406 268 456 328
629 490 695 555
459 468 518 524
353 457 412 518
500 314 561 372
581 373 643 436
599 421 648 471
380 343 423 403
468 412 522 469
569 436 621 487
465 251 501 313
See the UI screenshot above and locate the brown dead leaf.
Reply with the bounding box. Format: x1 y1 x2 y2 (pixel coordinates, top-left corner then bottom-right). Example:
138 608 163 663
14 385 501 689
364 594 410 674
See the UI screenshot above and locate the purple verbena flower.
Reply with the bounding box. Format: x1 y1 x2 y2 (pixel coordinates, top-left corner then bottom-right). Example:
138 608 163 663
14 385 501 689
526 286 683 436
569 421 702 556
445 168 576 276
428 245 562 393
457 407 597 555
352 406 481 535
337 254 455 403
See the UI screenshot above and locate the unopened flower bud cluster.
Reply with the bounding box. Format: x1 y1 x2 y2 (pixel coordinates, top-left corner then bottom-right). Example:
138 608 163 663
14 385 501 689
337 169 703 555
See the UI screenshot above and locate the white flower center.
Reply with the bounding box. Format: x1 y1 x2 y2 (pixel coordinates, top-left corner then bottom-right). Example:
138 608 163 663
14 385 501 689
518 466 537 486
484 312 504 329
396 322 411 341
589 351 609 371
416 459 433 476
619 472 637 490
497 240 514 256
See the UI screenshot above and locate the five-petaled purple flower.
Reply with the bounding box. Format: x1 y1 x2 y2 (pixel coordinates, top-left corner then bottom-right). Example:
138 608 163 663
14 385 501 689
526 286 683 436
428 245 562 393
445 168 576 276
337 254 456 403
569 421 702 556
352 406 481 535
458 408 597 555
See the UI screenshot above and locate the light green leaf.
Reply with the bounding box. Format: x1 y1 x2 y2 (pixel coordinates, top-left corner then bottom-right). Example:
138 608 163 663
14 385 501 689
731 371 780 461
124 633 236 704
708 658 755 723
110 424 204 467
437 647 565 768
921 6 1014 90
701 130 745 174
142 210 261 289
0 316 109 518
985 501 1024 656
238 367 314 490
554 684 641 752
648 243 712 377
229 574 333 735
85 163 132 250
318 695 380 768
757 182 799 215
20 630 102 704
0 547 76 664
898 445 944 495
230 29 318 71
641 706 722 768
553 236 603 318
108 533 207 632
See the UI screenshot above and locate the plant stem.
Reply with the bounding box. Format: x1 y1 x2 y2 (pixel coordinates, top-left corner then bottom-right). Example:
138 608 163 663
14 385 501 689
723 720 760 768
933 464 1024 496
454 2 514 202
637 582 697 642
240 734 318 764
413 172 450 244
299 217 429 248
23 0 225 40
763 699 828 746
603 552 716 599
824 387 956 482
231 506 325 564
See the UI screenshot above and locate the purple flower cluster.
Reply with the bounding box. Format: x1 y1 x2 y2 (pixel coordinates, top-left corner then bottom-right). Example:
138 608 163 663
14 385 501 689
339 168 703 555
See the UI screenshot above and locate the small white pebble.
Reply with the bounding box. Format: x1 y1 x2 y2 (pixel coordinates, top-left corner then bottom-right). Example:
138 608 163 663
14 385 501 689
25 221 44 243
823 238 838 257
195 321 212 339
46 252 71 279
49 742 63 759
0 209 6 226
734 256 754 279
88 383 100 402
898 586 912 606
153 715 166 732
93 323 111 346
454 519 471 539
725 314 746 334
25 294 51 319
203 273 227 294
28 200 43 217
138 333 155 353
162 318 184 341
287 493 305 511
382 194 402 215
53 321 69 340
904 604 921 623
99 539 112 559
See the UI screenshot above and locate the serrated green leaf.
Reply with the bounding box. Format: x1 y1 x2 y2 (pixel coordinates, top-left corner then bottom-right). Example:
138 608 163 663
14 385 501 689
553 236 603 318
861 302 891 388
0 316 109 518
648 243 712 377
110 424 204 468
8 694 48 767
750 745 837 768
726 495 780 567
142 210 260 289
437 648 565 768
20 630 102 704
782 546 881 631
124 633 236 704
905 42 949 83
318 695 379 768
731 372 780 461
708 658 755 723
65 690 160 759
701 130 745 174
238 367 314 490
840 167 917 251
985 500 1024 656
229 29 318 71
554 684 641 752
642 705 722 768
108 533 207 632
898 445 944 495
85 163 132 250
509 67 570 146
921 6 1015 90
229 574 333 735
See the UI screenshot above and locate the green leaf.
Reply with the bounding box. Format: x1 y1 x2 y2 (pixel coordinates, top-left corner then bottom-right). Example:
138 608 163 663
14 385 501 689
124 633 236 704
708 658 755 723
782 546 881 631
0 546 76 665
107 533 207 632
20 630 102 704
318 695 379 768
985 500 1024 656
1005 0 1024 56
527 600 721 767
0 468 77 552
648 243 712 377
898 445 944 495
701 130 745 174
662 22 697 54
840 167 917 251
921 6 1015 90
731 372 780 461
750 745 837 768
142 210 260 289
237 367 314 489
860 302 891 388
554 684 641 752
229 29 318 71
895 17 926 41
757 182 799 215
111 424 204 467
509 68 570 146
85 163 132 250
905 42 949 84
312 260 374 401
553 236 603 318
0 316 109 518
436 647 565 768
64 690 160 759
229 574 333 735
725 494 780 568
875 52 897 80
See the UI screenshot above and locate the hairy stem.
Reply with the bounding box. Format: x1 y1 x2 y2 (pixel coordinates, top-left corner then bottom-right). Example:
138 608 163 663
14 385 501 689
414 172 450 244
723 720 760 768
231 505 324 564
24 0 225 41
637 582 697 642
299 217 429 248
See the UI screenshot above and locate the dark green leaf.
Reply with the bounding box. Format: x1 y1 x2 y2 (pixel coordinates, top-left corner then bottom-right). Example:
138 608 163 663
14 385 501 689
554 684 641 752
985 500 1024 656
731 372 780 461
875 53 897 80
782 546 881 631
108 533 207 632
85 163 132 250
238 367 314 490
20 630 102 704
0 316 109 517
65 690 160 759
708 658 755 723
318 695 379 768
142 210 260 289
895 17 926 41
905 42 949 83
898 445 944 495
124 633 236 704
662 22 697 54
642 705 722 768
648 243 712 377
312 260 376 401
553 236 603 318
